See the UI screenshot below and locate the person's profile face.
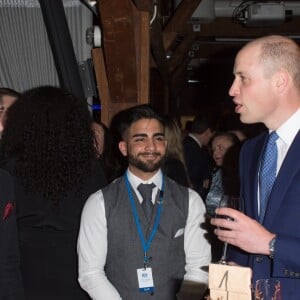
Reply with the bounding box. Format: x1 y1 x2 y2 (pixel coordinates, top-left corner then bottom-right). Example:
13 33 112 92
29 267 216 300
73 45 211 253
229 44 276 126
118 118 167 178
0 95 17 133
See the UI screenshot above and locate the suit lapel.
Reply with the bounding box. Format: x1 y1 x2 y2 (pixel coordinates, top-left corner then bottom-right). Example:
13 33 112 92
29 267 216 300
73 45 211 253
264 130 300 225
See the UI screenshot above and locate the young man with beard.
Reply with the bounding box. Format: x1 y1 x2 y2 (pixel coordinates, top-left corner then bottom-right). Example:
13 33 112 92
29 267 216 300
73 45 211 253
77 105 211 300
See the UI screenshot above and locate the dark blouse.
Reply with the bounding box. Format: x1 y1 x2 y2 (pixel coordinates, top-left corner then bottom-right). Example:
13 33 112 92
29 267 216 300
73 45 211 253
2 158 107 300
162 157 189 187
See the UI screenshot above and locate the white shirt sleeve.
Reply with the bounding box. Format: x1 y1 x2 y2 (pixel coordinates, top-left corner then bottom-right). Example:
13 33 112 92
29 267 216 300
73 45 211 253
77 190 122 300
183 189 211 283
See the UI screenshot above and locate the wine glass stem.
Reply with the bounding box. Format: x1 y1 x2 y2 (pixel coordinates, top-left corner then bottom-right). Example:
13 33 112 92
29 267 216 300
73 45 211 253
220 242 228 264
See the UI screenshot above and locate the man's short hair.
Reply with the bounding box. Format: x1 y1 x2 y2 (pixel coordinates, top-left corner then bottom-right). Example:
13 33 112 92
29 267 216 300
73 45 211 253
114 104 164 139
191 113 215 134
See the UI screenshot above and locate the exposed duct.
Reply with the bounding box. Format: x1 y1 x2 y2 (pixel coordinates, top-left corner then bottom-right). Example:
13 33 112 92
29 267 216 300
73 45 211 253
189 0 300 27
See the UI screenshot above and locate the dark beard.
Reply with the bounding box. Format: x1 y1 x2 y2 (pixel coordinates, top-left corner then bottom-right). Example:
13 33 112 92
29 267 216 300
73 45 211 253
128 153 165 173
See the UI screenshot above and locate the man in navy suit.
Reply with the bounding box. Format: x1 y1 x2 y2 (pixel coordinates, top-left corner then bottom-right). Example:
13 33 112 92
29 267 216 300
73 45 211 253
183 114 214 199
0 169 24 299
211 35 300 299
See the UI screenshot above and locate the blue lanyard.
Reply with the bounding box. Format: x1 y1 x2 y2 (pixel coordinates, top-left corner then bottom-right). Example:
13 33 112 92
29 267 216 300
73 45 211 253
124 172 164 266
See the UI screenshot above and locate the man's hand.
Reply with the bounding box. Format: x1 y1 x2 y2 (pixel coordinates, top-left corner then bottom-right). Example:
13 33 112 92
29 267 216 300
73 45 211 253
210 208 275 255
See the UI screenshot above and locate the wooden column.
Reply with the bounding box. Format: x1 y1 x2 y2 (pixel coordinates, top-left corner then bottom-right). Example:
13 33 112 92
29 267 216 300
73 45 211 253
93 0 150 125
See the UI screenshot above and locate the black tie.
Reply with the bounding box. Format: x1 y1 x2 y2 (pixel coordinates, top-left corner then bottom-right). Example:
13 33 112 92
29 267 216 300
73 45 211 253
138 183 155 221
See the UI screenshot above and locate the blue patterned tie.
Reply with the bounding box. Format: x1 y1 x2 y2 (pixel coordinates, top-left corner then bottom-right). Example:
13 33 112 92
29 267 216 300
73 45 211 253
138 183 155 222
259 131 279 222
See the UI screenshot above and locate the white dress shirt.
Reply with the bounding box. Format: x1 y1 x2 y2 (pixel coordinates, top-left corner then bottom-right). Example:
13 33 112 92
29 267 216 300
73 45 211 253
188 133 203 148
258 108 300 213
77 169 211 300
276 108 300 172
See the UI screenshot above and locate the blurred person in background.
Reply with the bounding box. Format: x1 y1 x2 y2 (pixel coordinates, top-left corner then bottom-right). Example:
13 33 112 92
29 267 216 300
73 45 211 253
206 132 241 217
91 121 106 158
205 132 241 262
228 129 247 142
91 120 115 183
183 113 215 199
0 88 20 135
162 115 189 187
103 109 130 183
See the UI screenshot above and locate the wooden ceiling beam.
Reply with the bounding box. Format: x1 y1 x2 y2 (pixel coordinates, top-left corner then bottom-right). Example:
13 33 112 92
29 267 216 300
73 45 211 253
169 56 189 103
163 0 202 50
132 0 151 12
169 32 197 73
150 17 170 83
177 17 300 61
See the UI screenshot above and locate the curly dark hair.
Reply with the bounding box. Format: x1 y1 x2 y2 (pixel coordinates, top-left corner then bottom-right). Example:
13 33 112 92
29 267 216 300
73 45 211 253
0 86 94 204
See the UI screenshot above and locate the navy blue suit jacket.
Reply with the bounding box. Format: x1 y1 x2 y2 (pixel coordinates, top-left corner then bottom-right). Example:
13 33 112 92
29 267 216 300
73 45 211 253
228 130 300 299
183 135 212 199
0 169 24 300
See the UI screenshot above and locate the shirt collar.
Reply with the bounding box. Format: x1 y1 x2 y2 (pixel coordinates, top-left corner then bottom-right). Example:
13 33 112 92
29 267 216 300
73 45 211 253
276 108 300 147
188 133 202 148
126 168 162 191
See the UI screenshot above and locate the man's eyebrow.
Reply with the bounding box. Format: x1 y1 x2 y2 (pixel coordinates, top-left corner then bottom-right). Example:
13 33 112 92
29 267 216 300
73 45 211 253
153 133 165 137
131 133 165 138
235 70 246 76
132 133 147 138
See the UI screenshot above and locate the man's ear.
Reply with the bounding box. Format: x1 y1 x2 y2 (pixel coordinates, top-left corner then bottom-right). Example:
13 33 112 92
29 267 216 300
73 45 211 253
119 141 127 157
273 69 289 94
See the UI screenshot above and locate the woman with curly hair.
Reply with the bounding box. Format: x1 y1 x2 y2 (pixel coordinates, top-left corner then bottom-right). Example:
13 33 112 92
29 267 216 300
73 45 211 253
0 86 107 300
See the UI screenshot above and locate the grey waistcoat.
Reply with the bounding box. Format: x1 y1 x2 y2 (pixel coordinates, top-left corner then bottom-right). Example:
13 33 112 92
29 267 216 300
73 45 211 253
102 175 189 300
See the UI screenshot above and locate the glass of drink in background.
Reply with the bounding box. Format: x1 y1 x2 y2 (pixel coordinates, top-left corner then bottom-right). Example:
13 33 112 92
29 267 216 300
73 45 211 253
255 279 282 300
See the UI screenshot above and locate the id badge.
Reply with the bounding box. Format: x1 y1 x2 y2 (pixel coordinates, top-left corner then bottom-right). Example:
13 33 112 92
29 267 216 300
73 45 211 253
137 267 154 293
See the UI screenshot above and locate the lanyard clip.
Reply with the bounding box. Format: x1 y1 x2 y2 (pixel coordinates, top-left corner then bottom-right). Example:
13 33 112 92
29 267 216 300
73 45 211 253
144 252 152 269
